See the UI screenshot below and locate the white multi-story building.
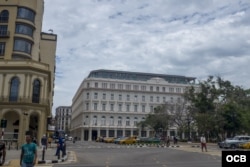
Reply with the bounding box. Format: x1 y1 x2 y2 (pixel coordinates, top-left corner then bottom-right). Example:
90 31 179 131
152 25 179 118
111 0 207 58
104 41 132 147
71 69 195 141
55 106 72 134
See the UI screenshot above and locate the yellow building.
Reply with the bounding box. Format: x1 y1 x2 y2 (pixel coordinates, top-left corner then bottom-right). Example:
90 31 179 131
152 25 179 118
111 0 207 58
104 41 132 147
0 0 57 145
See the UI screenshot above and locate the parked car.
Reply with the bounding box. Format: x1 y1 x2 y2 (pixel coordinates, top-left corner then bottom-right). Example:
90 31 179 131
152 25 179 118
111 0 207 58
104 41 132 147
238 141 250 149
96 136 105 142
219 135 250 149
114 137 126 144
119 137 137 144
104 137 115 143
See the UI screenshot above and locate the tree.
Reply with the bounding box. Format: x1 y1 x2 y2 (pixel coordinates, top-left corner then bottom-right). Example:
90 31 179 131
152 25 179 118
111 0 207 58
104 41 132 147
184 76 250 141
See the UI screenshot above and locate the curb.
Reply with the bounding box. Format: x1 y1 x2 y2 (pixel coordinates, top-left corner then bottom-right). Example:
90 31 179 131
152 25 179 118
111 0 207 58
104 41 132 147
38 154 68 164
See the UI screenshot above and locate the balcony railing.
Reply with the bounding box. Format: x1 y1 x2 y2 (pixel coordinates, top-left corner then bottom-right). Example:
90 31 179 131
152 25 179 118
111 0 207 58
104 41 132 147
0 30 10 38
0 96 49 105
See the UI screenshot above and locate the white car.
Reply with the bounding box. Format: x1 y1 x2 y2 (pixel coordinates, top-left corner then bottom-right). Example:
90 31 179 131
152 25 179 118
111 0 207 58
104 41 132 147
219 136 250 149
67 136 73 141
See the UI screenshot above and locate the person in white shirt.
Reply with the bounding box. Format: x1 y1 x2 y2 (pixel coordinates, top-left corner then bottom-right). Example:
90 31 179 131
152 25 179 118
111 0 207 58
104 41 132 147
200 134 207 152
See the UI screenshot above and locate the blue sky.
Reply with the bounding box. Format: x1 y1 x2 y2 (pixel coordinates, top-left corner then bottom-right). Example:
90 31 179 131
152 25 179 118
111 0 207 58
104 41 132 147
42 0 250 115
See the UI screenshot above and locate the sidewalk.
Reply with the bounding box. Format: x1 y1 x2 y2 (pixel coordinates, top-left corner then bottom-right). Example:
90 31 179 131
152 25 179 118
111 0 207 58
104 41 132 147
3 144 69 167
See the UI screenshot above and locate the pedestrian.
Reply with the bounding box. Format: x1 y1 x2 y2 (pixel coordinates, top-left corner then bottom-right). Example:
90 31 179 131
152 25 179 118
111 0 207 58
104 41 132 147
55 135 64 157
20 131 37 167
173 136 178 145
165 136 170 147
41 134 47 150
0 140 6 166
200 134 207 152
48 137 52 148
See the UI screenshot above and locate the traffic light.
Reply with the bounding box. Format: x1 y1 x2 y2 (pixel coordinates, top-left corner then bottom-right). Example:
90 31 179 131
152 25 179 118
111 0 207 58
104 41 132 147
0 119 7 128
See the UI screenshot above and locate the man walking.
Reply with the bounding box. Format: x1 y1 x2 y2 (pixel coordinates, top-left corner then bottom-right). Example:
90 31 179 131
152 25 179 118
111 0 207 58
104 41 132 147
0 140 6 166
200 134 207 152
20 131 37 167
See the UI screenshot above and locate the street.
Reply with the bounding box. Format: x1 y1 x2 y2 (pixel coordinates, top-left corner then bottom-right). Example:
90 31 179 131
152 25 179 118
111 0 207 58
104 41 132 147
53 141 221 167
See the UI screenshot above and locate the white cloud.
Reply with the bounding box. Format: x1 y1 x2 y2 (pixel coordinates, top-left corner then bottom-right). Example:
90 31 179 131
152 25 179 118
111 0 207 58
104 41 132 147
42 0 250 115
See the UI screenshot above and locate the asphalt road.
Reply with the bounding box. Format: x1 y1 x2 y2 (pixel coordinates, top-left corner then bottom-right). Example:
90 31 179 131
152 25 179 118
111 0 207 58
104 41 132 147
54 141 221 167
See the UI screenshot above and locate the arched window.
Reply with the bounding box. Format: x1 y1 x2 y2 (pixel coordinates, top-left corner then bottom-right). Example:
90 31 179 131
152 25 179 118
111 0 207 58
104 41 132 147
9 77 19 102
0 10 9 22
32 79 40 103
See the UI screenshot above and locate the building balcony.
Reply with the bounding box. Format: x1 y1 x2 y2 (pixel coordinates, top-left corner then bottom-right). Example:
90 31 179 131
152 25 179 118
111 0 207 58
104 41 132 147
0 30 10 38
0 96 50 105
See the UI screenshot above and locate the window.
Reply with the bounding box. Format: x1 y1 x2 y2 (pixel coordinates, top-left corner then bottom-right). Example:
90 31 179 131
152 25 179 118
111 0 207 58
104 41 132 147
150 106 154 112
150 96 153 102
150 86 153 91
156 87 159 92
141 85 146 91
0 42 5 55
110 83 115 89
14 39 32 54
86 103 89 110
119 94 122 101
86 93 89 99
126 117 130 126
0 10 9 22
142 96 145 102
134 105 138 112
118 117 122 126
176 88 182 93
170 97 173 103
163 97 166 102
169 87 174 93
142 105 145 112
32 79 40 103
102 103 106 111
93 116 97 125
126 104 130 112
118 84 123 89
156 96 159 102
9 77 19 102
118 104 122 111
101 116 106 126
94 103 98 110
95 82 98 88
162 87 166 92
102 93 106 100
94 92 98 99
109 116 114 126
17 7 35 22
126 94 130 101
134 95 138 101
102 83 107 88
134 117 138 126
110 104 114 111
15 24 33 37
0 25 8 36
110 94 114 100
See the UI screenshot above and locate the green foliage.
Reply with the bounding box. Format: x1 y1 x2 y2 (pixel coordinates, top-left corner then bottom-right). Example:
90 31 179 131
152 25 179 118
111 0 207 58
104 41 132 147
185 76 250 139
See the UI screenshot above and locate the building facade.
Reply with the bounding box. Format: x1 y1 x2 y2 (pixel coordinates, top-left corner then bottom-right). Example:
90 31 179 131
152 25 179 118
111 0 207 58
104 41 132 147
0 0 57 145
55 106 72 135
71 69 195 141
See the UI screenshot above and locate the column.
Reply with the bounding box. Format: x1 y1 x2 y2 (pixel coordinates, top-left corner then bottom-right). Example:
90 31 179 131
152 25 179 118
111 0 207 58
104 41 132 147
88 128 92 141
106 129 109 138
114 128 117 138
81 128 84 141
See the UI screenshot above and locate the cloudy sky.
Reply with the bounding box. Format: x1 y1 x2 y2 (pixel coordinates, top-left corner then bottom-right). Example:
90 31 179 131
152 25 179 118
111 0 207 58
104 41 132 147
42 0 250 115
